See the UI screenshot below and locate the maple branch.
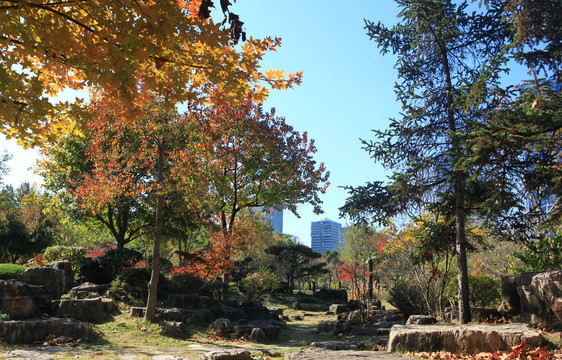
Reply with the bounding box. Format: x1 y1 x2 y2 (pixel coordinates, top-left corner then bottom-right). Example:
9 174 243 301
10 1 96 33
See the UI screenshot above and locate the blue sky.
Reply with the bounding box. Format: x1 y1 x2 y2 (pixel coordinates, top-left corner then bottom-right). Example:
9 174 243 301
1 1 529 247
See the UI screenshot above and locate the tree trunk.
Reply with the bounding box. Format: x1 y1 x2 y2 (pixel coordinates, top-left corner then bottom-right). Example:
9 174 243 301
145 137 164 322
367 258 374 300
456 170 471 323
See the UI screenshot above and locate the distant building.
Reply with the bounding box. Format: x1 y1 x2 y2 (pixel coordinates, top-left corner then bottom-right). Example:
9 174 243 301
311 219 344 253
262 207 283 233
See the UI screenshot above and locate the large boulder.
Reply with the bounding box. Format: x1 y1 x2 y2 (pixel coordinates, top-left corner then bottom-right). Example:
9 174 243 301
310 341 365 350
46 260 73 292
0 279 52 319
199 350 251 360
49 297 116 322
526 270 562 323
21 267 65 299
0 317 96 343
285 350 404 360
313 288 348 303
499 272 538 315
388 323 544 354
67 282 110 298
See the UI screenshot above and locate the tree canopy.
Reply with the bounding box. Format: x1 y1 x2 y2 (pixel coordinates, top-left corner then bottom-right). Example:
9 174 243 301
0 0 302 146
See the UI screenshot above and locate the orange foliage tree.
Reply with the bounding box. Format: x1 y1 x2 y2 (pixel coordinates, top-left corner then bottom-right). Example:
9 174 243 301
185 91 330 234
0 0 302 146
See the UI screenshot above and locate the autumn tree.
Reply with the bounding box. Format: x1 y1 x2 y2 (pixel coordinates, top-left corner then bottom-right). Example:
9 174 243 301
0 0 302 146
40 135 153 249
342 0 510 323
188 92 329 234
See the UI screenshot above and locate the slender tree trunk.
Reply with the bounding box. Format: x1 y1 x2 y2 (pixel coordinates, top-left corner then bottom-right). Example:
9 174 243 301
367 258 374 300
456 171 471 323
145 137 164 322
440 37 471 324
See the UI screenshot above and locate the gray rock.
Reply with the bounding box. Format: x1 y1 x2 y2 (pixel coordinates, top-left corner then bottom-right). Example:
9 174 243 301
329 304 349 314
199 349 251 360
0 317 96 343
161 322 189 338
528 270 562 323
388 323 544 354
68 282 110 297
211 318 233 336
21 267 65 299
285 350 404 360
249 327 266 342
3 350 53 360
0 279 51 319
310 341 365 350
406 315 437 325
46 260 73 292
167 294 198 308
50 297 110 322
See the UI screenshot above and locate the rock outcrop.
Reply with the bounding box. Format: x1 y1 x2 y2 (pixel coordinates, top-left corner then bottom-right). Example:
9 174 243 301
0 279 52 319
388 323 544 354
0 317 96 343
21 267 65 299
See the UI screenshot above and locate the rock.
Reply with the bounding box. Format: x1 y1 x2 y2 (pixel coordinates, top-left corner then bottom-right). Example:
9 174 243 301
291 314 305 321
249 327 266 342
310 341 365 350
406 315 437 325
199 350 251 360
313 289 348 303
334 320 352 335
240 302 272 321
528 270 562 323
285 350 404 360
161 321 189 338
217 304 246 321
211 318 234 336
2 350 53 360
0 317 96 343
167 293 198 308
472 307 501 321
46 260 73 292
0 279 51 319
317 321 335 333
68 282 110 298
130 306 145 317
292 301 301 310
21 267 65 299
329 304 348 314
50 297 111 322
388 323 544 354
350 327 378 336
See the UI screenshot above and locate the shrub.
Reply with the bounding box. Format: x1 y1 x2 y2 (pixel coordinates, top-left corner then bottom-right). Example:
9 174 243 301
43 245 87 273
388 279 427 317
169 272 205 294
447 274 501 308
240 270 280 302
80 247 144 284
0 263 27 280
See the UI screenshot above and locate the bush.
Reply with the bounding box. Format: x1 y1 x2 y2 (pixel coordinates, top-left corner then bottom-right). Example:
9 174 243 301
447 275 501 308
80 247 144 283
43 245 86 272
169 272 205 294
0 263 27 280
388 279 427 317
240 270 280 302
